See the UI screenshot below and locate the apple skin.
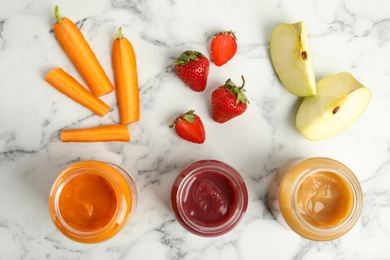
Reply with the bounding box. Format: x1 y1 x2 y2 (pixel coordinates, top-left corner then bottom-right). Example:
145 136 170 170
270 21 317 97
296 72 371 141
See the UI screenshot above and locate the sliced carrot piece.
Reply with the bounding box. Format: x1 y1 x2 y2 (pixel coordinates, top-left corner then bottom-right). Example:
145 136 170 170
53 6 114 97
61 124 130 142
112 27 140 124
45 68 111 117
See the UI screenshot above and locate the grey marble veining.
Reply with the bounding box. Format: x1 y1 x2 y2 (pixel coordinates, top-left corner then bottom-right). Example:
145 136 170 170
1 0 390 259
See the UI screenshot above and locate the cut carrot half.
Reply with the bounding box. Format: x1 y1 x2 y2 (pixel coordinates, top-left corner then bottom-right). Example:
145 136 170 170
45 68 111 117
112 27 140 124
61 124 130 142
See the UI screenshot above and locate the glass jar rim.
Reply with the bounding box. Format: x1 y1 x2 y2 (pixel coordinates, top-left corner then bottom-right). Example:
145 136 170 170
175 160 248 236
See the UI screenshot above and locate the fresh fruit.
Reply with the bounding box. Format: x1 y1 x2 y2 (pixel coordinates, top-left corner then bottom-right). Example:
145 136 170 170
211 76 249 123
211 30 237 66
270 21 316 97
296 72 371 141
174 51 210 92
169 110 206 143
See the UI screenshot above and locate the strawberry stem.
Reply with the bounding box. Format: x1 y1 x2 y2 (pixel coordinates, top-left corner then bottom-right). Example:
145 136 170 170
239 75 245 90
168 121 176 128
224 76 249 105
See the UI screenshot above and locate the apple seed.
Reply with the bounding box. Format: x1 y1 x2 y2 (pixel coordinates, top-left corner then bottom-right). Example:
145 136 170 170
302 51 307 60
332 106 340 114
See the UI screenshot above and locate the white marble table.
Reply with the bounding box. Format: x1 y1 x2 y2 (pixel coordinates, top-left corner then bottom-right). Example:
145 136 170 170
1 0 390 259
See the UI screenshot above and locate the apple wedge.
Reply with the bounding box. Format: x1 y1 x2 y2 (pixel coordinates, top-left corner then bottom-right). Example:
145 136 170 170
296 72 371 141
270 21 317 97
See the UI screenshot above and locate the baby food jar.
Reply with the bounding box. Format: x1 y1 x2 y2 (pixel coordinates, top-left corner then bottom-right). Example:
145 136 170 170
268 157 363 241
48 160 137 243
171 160 248 237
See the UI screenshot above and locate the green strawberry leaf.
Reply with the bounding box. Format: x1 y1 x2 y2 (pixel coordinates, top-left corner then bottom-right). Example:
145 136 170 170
183 109 196 123
169 109 196 128
174 51 205 65
217 30 238 40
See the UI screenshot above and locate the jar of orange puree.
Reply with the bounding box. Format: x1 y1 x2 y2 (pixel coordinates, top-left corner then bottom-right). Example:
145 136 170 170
49 160 137 243
268 157 363 241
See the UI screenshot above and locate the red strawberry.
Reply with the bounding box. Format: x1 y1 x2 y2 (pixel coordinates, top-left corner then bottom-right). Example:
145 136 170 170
211 30 237 66
174 51 210 92
169 110 206 143
211 76 249 123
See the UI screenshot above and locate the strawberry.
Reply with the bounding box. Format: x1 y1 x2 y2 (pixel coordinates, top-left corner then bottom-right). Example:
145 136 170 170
169 110 206 143
174 51 210 92
211 30 237 66
211 76 249 123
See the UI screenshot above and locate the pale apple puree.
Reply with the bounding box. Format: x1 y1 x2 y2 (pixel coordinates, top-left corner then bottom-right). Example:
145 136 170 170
295 171 353 229
268 157 363 241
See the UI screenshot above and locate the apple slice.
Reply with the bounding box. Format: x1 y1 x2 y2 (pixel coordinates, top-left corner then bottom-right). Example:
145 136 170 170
270 21 317 97
296 72 371 141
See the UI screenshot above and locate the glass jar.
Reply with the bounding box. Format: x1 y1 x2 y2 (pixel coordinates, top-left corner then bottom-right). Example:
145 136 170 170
48 160 137 243
171 160 248 237
268 157 363 241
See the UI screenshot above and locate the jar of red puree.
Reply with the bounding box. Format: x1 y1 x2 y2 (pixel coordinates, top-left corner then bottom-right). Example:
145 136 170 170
171 160 248 237
48 160 137 243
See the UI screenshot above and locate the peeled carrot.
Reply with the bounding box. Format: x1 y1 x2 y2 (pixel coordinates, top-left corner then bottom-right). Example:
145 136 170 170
61 124 130 142
112 27 140 124
45 68 111 117
53 6 114 97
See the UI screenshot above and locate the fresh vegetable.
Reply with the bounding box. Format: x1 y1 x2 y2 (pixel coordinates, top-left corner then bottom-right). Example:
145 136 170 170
112 27 140 124
174 51 210 92
45 68 111 117
211 76 249 123
211 30 237 66
169 110 206 143
53 6 114 97
61 124 130 142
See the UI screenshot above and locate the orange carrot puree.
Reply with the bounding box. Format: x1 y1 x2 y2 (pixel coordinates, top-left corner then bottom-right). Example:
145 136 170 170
59 173 117 231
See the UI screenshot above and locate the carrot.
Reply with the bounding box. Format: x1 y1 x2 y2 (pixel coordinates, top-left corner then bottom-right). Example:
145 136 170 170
53 6 114 97
112 27 140 124
61 124 130 142
45 68 111 117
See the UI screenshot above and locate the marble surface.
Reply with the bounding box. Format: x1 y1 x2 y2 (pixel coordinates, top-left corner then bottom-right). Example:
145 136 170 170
1 0 390 259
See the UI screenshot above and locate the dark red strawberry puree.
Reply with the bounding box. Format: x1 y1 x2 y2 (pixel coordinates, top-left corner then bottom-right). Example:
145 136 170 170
171 160 248 237
182 171 237 227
